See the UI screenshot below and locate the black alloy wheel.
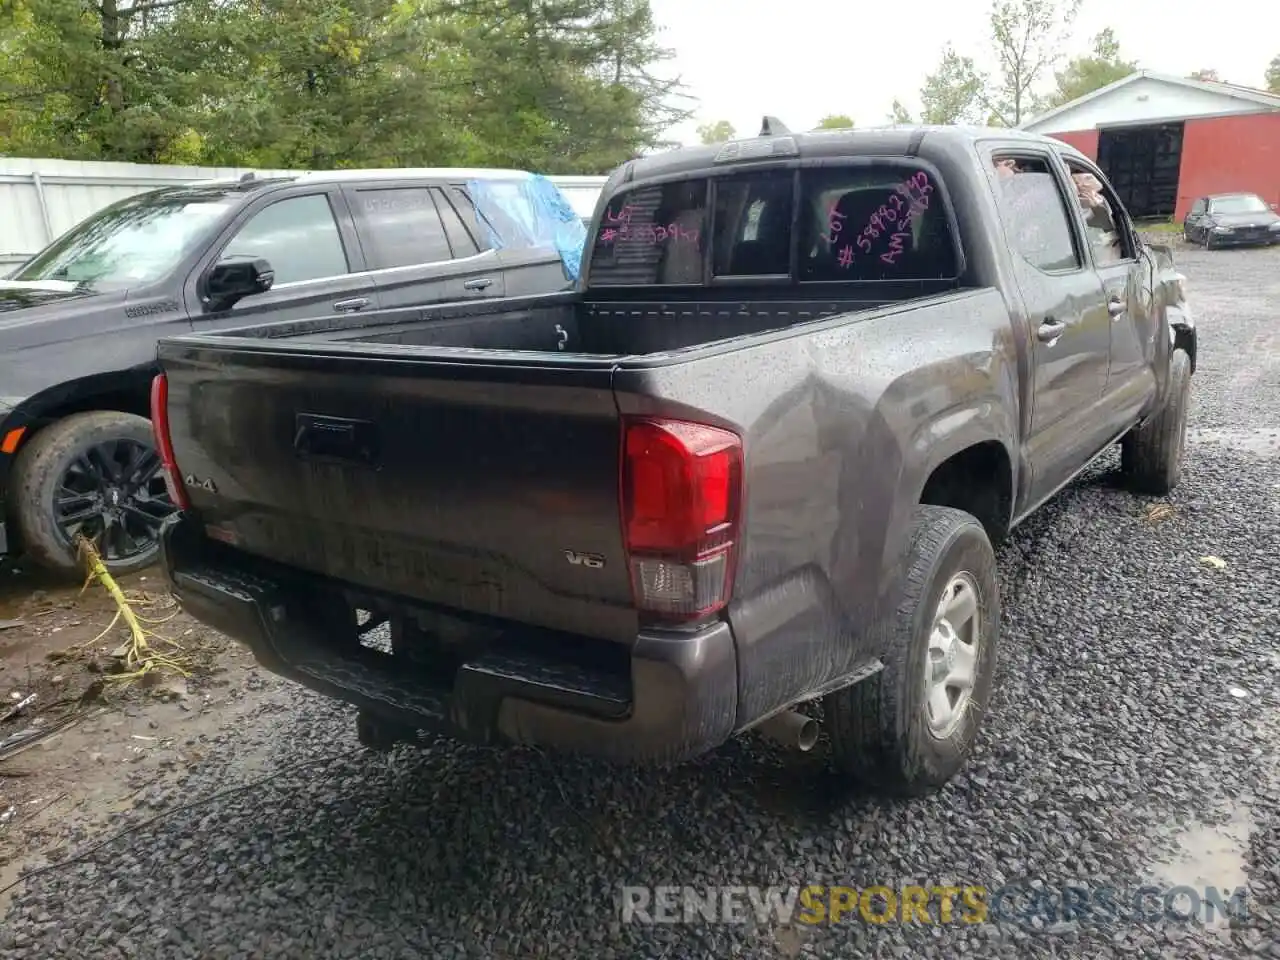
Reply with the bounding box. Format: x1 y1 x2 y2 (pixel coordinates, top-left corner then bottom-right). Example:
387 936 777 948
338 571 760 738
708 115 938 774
52 437 175 563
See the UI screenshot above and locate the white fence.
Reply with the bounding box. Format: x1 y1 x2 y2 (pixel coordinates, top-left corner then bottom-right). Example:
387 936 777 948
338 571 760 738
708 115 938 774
0 157 608 269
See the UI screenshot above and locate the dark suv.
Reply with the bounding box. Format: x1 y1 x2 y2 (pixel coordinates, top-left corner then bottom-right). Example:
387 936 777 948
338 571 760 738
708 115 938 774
0 167 582 576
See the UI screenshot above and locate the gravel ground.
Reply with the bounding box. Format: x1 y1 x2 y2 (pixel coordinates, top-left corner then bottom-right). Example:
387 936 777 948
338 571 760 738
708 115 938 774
2 243 1278 960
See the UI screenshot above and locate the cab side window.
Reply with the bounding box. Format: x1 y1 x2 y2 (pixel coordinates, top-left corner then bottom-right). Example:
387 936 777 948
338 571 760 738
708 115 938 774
222 194 350 284
1063 159 1134 264
989 154 1081 272
1189 198 1207 217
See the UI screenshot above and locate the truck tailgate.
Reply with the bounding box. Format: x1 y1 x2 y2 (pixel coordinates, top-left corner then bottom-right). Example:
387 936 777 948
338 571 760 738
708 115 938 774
157 339 639 643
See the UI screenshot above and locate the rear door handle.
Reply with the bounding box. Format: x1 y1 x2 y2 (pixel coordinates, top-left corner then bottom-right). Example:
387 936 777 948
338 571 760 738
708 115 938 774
1107 298 1126 318
333 297 369 312
463 278 493 291
1037 319 1067 344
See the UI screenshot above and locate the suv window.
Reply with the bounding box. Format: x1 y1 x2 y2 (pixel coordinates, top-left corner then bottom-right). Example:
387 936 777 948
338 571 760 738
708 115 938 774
446 187 492 251
585 162 960 287
222 194 349 284
1189 198 1206 216
432 188 480 258
989 154 1080 272
354 187 454 269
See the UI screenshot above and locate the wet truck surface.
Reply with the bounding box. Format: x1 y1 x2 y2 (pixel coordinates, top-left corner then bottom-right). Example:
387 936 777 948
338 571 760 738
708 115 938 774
150 125 1196 796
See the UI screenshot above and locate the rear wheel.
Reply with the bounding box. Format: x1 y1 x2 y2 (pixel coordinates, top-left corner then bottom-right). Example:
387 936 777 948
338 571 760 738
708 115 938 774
10 411 176 577
1121 348 1191 495
825 505 1000 795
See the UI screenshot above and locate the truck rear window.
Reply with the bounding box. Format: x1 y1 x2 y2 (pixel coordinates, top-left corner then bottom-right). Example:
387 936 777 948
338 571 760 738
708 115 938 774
586 163 959 287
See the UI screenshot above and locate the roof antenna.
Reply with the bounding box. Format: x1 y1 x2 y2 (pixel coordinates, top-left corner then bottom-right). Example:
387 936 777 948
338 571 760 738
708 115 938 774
238 172 255 182
760 116 791 137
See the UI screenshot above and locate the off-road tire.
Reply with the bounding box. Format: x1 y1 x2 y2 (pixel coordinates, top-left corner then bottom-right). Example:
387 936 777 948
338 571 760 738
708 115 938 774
1121 348 1191 496
825 505 1000 795
10 411 164 578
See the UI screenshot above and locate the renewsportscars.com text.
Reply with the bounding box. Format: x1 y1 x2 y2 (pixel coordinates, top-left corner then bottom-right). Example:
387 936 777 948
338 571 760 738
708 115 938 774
620 883 1248 929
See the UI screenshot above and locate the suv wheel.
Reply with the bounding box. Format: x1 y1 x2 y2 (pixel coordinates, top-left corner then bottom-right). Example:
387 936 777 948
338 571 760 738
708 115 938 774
824 505 1001 795
10 411 176 577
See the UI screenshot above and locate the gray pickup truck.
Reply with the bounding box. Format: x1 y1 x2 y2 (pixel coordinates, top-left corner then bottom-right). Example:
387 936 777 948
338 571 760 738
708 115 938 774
151 125 1195 796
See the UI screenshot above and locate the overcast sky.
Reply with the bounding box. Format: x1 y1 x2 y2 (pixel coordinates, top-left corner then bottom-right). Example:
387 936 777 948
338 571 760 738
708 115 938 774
647 0 1278 144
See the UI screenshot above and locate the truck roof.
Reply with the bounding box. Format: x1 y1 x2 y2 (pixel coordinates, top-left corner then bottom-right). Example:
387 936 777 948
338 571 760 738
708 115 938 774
620 125 1087 184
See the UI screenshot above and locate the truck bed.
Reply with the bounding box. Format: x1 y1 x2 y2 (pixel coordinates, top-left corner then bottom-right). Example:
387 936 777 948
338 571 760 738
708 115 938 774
209 288 937 358
156 282 964 643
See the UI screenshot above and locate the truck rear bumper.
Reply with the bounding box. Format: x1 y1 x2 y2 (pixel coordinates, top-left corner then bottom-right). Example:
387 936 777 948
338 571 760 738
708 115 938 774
159 515 739 764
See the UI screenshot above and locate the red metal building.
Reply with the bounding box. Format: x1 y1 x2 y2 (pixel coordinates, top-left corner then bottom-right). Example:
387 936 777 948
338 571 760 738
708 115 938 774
1020 71 1280 221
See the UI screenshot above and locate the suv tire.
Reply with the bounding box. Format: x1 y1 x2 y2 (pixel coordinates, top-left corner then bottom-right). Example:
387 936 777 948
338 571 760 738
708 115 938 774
10 411 175 578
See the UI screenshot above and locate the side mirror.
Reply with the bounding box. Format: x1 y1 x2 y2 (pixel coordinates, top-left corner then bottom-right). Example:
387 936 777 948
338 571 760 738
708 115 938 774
203 257 274 311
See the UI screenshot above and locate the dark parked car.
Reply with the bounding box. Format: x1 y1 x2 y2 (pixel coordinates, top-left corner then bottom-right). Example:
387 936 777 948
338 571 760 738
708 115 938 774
153 125 1195 794
1182 192 1280 248
0 167 584 576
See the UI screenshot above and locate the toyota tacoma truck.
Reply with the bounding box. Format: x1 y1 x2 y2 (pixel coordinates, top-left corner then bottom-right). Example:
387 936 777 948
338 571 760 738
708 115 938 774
150 125 1196 794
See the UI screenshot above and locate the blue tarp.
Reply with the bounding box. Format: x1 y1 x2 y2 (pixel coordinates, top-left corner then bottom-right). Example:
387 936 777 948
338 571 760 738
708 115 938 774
466 174 588 284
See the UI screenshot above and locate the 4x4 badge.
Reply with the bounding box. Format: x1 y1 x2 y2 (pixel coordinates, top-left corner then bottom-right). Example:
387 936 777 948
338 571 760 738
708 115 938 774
184 474 217 493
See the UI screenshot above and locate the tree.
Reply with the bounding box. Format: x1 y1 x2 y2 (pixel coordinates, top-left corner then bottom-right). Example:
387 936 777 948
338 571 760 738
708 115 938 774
0 0 690 172
0 0 217 162
1267 54 1280 93
904 0 1079 128
697 119 735 144
814 114 854 130
906 0 1084 127
986 0 1082 125
1188 68 1221 82
888 99 913 123
1046 27 1136 108
918 45 986 124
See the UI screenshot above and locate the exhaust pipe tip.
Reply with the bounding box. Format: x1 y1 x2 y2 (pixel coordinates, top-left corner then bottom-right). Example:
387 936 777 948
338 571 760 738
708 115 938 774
756 709 820 752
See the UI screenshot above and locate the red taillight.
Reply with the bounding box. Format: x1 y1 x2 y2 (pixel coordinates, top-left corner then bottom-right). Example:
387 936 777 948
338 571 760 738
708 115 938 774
149 373 191 511
621 417 743 621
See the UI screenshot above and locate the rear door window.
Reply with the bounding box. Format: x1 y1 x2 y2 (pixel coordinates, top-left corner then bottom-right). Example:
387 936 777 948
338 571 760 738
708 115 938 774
353 187 454 269
989 154 1081 272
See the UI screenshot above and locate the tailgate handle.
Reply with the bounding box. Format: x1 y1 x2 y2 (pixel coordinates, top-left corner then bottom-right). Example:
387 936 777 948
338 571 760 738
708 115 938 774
294 414 379 466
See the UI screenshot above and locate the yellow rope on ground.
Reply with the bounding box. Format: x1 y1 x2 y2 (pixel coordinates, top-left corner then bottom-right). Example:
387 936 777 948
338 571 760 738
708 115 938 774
75 535 192 685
